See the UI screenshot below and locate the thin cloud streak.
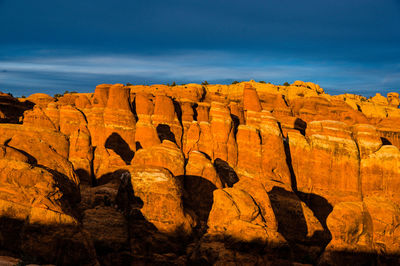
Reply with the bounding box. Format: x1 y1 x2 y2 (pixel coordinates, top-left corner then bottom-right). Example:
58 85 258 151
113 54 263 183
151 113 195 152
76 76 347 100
0 50 399 97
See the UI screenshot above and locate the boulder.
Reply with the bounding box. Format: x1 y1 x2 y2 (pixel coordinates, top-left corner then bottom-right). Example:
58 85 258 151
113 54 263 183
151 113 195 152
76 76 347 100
0 148 77 225
131 140 184 177
207 188 283 244
320 201 373 265
128 167 195 234
26 93 54 108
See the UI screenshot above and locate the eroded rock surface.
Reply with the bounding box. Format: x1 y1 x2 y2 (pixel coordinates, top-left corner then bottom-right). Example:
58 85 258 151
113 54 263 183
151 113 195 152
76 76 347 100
0 81 399 265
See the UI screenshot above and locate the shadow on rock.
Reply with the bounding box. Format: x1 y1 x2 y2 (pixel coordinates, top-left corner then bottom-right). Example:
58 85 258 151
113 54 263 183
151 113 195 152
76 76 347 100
296 191 333 232
319 249 400 266
267 186 331 263
0 216 97 265
213 158 238 187
294 118 307 136
118 169 196 264
181 174 217 222
188 233 291 265
156 124 177 144
0 96 35 124
105 132 134 164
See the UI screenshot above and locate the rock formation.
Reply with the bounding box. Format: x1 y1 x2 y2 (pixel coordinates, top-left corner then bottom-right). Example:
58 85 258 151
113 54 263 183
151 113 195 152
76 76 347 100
0 81 399 265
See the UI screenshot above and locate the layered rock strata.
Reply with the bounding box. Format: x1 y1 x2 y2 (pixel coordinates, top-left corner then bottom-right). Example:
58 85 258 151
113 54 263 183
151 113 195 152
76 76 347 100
0 80 398 265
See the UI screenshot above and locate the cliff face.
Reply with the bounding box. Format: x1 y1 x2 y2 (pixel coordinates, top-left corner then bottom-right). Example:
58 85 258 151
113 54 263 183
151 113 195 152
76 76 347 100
0 81 399 265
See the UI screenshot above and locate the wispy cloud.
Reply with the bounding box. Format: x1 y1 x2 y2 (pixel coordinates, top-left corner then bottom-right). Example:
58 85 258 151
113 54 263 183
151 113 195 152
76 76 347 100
0 49 399 97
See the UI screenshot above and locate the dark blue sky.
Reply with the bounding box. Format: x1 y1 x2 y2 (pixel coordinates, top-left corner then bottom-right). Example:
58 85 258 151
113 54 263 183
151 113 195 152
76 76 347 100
0 0 399 97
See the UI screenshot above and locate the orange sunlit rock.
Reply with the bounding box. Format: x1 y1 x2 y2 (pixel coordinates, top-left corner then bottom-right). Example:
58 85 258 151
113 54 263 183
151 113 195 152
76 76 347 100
1 81 400 264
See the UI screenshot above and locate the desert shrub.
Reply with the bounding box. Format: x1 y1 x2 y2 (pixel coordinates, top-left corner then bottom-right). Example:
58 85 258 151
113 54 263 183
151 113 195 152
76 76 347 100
283 82 290 86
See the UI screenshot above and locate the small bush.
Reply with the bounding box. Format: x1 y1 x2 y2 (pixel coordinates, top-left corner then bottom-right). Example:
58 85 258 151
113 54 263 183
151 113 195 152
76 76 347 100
54 93 62 98
201 81 209 85
231 81 239 84
283 82 290 86
259 81 266 84
126 82 133 86
171 81 176 86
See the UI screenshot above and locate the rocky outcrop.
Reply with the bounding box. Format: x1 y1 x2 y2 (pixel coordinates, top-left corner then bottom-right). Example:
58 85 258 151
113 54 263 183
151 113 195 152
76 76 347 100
134 93 154 117
185 151 223 220
132 140 184 176
361 145 400 204
320 201 373 265
0 147 77 224
0 81 398 264
259 111 292 187
236 124 262 178
151 94 182 147
26 93 54 108
243 83 262 112
207 187 281 243
288 120 361 205
92 84 110 107
352 124 382 158
22 106 57 131
134 115 160 149
387 92 400 107
69 125 93 184
103 84 136 160
0 142 96 265
209 102 237 165
59 105 87 136
128 167 195 234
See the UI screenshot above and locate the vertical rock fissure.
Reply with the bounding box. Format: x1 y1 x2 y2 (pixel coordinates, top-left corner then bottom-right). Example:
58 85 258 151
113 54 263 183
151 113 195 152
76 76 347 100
352 132 363 200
